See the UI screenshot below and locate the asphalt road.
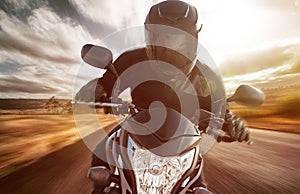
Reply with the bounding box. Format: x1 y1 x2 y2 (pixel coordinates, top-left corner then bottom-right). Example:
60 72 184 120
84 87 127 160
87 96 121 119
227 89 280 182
0 127 299 194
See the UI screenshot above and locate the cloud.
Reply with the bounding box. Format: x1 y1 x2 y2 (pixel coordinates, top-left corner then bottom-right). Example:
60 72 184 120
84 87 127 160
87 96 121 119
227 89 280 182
221 39 300 92
0 8 94 65
219 39 300 77
0 62 78 98
1 0 298 99
0 75 61 93
0 2 98 98
68 0 153 29
0 0 158 98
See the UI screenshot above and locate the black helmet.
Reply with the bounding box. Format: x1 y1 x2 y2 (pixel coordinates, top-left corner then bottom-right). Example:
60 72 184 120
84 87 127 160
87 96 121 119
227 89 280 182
144 1 200 76
145 0 199 36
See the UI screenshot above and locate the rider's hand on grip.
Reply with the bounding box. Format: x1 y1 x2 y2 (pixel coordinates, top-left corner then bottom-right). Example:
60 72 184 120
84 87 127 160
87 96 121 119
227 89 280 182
103 97 124 115
75 78 108 103
222 110 250 142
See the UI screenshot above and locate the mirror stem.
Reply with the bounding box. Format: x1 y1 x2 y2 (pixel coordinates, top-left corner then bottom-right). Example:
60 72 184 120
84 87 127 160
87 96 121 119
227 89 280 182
106 63 121 99
106 63 119 78
227 95 236 102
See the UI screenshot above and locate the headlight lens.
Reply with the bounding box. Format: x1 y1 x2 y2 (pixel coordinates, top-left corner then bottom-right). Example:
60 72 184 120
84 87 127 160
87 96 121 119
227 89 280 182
127 136 195 194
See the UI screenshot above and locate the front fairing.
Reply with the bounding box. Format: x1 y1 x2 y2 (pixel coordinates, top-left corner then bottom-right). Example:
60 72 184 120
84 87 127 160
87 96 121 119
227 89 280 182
127 135 199 194
122 107 201 156
106 108 202 193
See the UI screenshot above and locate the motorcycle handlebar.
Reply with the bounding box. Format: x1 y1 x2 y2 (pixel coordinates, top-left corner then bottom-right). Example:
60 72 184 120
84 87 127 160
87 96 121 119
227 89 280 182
72 101 252 144
71 101 123 108
72 101 137 115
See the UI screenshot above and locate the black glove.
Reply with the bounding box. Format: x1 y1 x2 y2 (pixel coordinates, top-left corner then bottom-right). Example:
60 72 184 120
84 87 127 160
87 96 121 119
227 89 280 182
222 110 250 142
75 78 108 102
75 78 113 114
75 78 126 115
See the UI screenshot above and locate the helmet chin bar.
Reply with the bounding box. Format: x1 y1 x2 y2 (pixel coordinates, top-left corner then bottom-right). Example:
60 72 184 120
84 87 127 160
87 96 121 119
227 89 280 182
145 45 197 78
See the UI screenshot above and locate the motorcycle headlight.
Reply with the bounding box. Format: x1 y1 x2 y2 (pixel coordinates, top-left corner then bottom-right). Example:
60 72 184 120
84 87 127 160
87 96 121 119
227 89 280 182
127 136 195 194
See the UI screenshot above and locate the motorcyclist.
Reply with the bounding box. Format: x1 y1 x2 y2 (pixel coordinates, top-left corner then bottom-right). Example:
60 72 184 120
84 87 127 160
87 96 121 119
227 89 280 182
76 1 250 193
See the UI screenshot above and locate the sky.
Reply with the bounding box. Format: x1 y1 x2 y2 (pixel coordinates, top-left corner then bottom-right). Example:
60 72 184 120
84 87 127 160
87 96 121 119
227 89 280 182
0 0 299 98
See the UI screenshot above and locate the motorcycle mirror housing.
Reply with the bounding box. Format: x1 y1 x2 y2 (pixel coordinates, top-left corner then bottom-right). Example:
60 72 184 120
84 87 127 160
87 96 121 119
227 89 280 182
81 44 113 69
227 84 265 107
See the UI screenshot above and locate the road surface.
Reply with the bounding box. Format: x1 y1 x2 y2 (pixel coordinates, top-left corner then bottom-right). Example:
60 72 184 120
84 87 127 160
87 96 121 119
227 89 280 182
0 127 299 193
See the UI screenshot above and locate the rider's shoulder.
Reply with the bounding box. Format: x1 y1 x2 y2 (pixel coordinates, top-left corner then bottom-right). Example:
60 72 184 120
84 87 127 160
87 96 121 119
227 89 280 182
115 47 148 64
191 60 210 75
193 59 219 74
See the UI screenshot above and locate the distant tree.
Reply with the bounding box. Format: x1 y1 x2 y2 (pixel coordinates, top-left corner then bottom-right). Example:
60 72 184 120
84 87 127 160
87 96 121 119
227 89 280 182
60 100 73 114
45 96 63 114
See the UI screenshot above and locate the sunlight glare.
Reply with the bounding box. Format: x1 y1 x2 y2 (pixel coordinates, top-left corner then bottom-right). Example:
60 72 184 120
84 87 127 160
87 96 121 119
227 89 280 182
189 0 266 62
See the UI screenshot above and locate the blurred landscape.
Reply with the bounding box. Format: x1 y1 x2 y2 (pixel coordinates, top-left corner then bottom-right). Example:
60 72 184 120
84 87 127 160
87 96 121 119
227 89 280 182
0 97 116 178
0 83 299 179
229 84 300 133
221 41 300 133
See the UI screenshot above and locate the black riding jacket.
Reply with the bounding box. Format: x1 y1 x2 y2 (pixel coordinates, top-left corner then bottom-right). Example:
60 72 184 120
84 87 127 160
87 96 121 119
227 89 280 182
98 47 226 129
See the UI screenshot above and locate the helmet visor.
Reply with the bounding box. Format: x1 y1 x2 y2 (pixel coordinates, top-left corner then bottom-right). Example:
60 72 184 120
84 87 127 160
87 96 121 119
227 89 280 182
145 26 197 63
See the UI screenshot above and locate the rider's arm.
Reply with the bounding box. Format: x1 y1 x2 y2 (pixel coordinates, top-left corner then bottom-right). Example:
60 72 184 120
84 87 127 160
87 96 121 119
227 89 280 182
100 48 148 97
194 61 250 142
76 48 148 102
75 78 108 102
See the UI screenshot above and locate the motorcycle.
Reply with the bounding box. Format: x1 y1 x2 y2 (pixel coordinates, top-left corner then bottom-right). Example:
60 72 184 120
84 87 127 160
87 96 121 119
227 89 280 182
73 45 265 194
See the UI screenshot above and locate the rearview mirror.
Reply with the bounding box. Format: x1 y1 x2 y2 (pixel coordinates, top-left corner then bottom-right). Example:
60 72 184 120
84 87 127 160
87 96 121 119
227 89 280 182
81 44 113 69
227 84 265 107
